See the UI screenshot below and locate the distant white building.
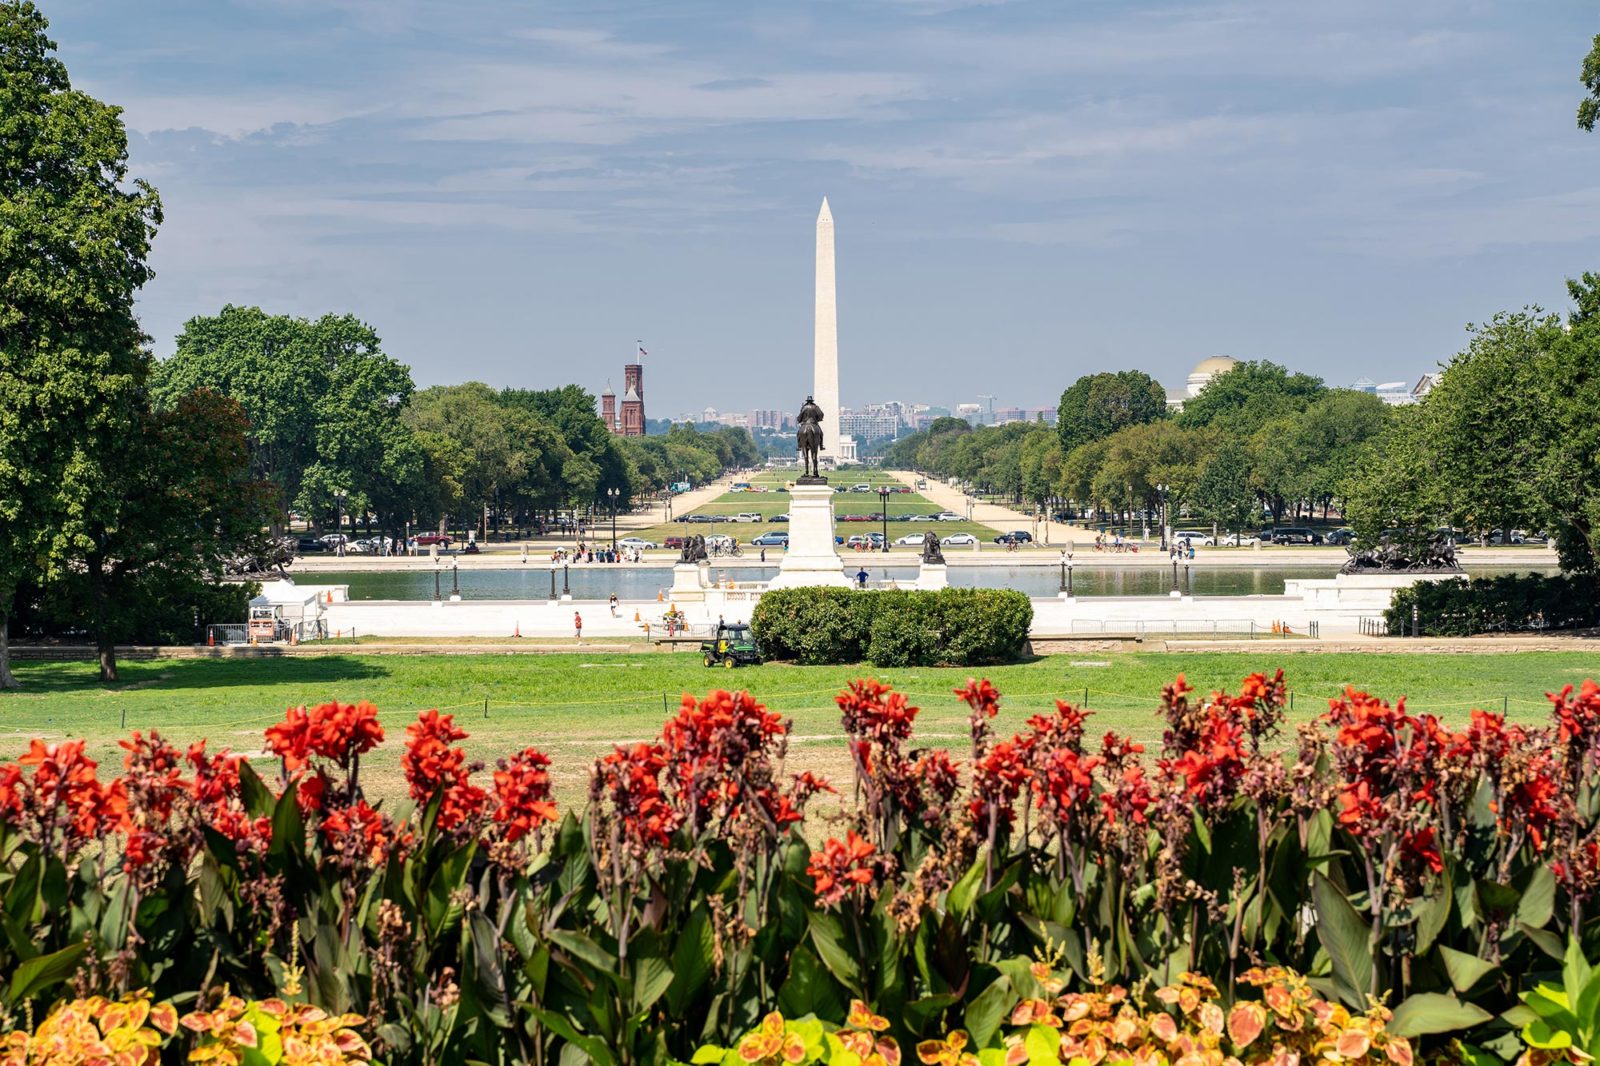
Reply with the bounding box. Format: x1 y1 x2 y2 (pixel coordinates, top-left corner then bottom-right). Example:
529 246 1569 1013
1349 375 1433 406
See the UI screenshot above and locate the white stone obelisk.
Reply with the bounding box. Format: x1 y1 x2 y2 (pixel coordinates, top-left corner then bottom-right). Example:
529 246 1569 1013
814 197 840 461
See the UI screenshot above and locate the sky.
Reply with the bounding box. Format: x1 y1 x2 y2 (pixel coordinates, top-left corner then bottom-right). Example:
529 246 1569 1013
45 0 1600 417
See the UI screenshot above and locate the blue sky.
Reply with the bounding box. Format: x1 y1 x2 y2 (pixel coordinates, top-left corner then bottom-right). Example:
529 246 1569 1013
48 0 1600 416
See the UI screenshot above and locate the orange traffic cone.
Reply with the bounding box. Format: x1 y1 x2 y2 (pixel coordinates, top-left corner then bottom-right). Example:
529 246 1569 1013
207 630 214 648
633 609 641 622
290 630 298 646
513 621 522 638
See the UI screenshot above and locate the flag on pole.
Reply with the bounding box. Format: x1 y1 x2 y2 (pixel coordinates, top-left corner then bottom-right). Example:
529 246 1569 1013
637 344 648 357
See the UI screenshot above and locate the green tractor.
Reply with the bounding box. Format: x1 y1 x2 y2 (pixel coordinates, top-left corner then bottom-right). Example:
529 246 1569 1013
701 621 761 668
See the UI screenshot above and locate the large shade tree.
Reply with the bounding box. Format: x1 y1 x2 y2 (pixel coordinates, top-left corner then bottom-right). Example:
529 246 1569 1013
152 305 415 533
1056 370 1167 453
0 1 162 688
44 390 274 681
1176 360 1326 435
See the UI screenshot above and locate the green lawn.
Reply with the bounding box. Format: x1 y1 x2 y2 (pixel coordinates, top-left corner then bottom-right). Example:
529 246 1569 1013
630 473 1007 547
2 651 1591 810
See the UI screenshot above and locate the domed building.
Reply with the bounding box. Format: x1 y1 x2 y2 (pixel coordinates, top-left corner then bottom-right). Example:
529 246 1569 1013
1164 355 1240 412
1186 355 1239 397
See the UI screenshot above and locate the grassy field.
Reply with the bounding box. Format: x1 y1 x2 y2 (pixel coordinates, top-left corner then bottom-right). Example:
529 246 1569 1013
3 651 1592 811
628 470 1005 547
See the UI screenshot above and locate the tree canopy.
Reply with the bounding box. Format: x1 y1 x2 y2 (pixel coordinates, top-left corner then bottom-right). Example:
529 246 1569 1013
152 306 415 529
1056 370 1168 453
0 1 163 687
1175 360 1325 435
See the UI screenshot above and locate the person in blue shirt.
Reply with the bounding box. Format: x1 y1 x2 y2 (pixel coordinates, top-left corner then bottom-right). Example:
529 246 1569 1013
856 567 869 588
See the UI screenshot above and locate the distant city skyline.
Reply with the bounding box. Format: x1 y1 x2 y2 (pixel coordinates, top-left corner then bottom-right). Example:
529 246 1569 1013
50 1 1600 414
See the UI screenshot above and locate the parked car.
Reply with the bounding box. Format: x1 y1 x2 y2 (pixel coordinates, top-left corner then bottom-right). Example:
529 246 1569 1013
845 533 885 549
942 533 978 546
618 537 656 549
1487 529 1525 545
893 533 928 546
1257 528 1278 544
914 480 928 490
935 511 963 522
751 531 789 547
849 483 872 493
770 513 789 523
1325 528 1356 546
704 533 736 550
906 514 935 522
890 486 912 493
994 531 1033 545
733 512 762 523
296 536 328 554
1273 527 1323 545
413 532 452 547
1221 533 1259 547
1173 530 1215 547
319 533 349 547
664 535 685 549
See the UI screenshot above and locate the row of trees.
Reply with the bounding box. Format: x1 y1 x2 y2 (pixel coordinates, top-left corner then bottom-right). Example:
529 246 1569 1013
0 5 754 685
152 312 757 543
886 361 1393 532
1345 278 1600 573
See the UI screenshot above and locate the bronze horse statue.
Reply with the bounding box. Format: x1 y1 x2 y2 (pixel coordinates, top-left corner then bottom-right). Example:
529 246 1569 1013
796 395 825 479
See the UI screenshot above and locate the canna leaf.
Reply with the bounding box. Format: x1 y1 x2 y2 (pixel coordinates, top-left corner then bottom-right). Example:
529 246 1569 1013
965 974 1013 1048
1311 872 1372 1006
6 941 86 1004
1388 992 1492 1038
1438 945 1498 994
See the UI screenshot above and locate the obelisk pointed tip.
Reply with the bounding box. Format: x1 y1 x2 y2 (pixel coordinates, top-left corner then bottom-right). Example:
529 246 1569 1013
819 196 831 218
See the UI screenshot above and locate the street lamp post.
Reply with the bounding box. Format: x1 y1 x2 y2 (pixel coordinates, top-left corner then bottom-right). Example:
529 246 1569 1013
1156 484 1169 551
1067 542 1075 598
451 558 460 601
548 563 557 601
878 487 890 553
1171 555 1181 596
563 564 571 599
432 558 441 604
606 487 620 551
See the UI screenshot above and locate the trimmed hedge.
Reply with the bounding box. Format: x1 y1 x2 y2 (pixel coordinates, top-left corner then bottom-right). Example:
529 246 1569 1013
1385 571 1599 636
750 586 1032 666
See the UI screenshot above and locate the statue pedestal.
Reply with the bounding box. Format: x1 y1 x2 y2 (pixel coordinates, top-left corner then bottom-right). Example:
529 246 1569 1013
769 483 850 589
913 563 949 590
670 562 709 601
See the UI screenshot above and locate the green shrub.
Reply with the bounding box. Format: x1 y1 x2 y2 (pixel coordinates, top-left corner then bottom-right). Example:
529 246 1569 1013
1386 572 1600 636
751 586 1031 665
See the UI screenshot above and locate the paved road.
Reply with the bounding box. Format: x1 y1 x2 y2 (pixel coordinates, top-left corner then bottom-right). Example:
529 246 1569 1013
886 469 1093 545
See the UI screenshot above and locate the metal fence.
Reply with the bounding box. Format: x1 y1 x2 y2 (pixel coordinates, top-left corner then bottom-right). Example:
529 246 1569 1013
205 624 248 646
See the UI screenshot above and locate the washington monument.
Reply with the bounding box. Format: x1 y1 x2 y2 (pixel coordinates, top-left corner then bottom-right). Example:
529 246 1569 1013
813 197 840 461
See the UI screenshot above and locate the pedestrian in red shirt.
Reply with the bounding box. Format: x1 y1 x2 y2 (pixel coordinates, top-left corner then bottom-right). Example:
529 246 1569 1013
574 612 583 642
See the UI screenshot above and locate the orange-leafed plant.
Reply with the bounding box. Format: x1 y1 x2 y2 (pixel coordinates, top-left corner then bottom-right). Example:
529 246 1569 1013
0 992 178 1066
180 995 371 1065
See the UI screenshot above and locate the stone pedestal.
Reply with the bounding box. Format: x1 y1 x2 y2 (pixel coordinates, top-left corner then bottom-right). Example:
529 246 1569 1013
913 563 949 590
769 482 850 589
671 562 709 601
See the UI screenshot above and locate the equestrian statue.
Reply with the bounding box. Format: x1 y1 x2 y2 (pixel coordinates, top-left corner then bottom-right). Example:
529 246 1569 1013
796 395 826 481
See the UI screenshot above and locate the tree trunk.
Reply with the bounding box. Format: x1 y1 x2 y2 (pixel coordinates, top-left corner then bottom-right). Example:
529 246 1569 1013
98 637 119 684
0 593 18 690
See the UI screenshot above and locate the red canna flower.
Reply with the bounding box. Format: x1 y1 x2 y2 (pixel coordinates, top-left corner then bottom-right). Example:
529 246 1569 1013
808 829 882 906
403 710 486 831
264 706 315 773
309 701 385 766
492 747 558 843
593 741 680 854
319 800 398 864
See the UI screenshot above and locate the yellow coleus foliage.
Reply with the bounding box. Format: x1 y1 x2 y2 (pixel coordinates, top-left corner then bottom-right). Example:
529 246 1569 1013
0 992 178 1066
179 996 370 1066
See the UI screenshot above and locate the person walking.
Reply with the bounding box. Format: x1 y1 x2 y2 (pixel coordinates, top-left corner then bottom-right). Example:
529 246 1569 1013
573 611 583 642
609 593 619 618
